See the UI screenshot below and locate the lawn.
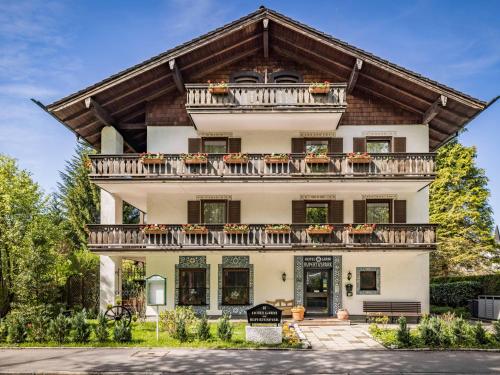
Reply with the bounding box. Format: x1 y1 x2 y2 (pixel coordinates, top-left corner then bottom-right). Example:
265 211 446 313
0 321 302 349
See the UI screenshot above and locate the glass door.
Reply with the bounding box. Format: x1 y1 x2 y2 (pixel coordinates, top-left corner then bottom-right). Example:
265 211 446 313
304 269 330 315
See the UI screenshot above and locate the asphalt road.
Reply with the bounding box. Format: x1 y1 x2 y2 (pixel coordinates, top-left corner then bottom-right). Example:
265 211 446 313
0 348 499 374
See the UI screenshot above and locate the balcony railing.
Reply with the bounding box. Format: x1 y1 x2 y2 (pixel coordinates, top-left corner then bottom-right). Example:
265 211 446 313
185 83 347 111
87 224 437 251
88 153 436 181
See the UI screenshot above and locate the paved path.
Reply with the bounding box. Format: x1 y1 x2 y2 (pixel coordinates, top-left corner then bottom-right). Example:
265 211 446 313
300 324 384 350
1 348 499 374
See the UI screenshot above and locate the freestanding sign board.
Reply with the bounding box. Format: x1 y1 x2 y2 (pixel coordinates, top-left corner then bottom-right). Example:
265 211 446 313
246 303 282 326
145 275 166 340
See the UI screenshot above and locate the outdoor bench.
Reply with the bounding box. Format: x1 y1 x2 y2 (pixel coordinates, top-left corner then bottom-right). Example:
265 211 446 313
363 301 421 322
266 299 294 317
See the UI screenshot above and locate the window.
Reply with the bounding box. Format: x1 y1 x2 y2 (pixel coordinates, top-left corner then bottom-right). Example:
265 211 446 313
306 202 328 224
270 71 302 83
366 200 391 223
305 139 329 154
202 138 227 153
201 201 226 224
366 139 391 153
178 269 206 306
222 268 249 305
356 267 380 295
230 71 263 83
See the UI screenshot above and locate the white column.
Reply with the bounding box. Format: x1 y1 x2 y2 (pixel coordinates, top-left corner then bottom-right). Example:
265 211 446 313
99 126 124 311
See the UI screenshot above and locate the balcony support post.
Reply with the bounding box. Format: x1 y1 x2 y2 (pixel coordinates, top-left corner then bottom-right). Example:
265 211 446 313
169 59 185 94
99 255 123 311
422 95 448 125
263 18 269 59
347 58 363 94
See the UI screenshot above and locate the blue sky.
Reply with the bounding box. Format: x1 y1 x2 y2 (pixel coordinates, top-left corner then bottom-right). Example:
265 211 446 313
0 0 499 224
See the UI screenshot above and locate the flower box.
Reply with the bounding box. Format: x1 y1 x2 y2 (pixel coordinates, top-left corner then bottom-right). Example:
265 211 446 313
265 225 291 234
348 224 375 235
308 82 330 94
305 154 330 164
264 154 289 164
306 225 333 235
223 153 248 164
182 224 208 235
142 225 167 235
140 153 165 165
182 153 208 165
208 81 229 95
224 224 249 234
347 152 372 164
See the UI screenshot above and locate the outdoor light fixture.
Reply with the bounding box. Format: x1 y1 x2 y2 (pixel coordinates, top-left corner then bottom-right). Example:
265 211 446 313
282 272 287 282
347 271 352 280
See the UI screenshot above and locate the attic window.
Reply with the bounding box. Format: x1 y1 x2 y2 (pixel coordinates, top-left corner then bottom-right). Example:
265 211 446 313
270 71 302 83
230 71 263 84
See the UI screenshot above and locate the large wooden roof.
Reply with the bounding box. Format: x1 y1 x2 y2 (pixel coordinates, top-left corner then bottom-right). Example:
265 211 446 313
39 6 489 152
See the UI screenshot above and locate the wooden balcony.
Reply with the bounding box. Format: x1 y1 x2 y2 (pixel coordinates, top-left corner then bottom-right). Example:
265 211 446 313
87 224 437 251
88 153 436 181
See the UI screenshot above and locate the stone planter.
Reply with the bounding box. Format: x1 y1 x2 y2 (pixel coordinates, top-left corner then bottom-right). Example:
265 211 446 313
291 307 305 321
337 309 349 320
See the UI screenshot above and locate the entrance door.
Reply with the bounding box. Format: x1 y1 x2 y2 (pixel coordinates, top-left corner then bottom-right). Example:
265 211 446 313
304 269 331 315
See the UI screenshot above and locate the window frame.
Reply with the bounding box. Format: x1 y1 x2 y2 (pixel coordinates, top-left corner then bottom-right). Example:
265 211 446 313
201 137 228 153
229 71 264 84
356 267 380 295
366 137 392 153
269 70 303 83
200 199 227 224
366 199 393 224
305 200 330 224
222 268 250 306
304 138 330 154
178 268 207 306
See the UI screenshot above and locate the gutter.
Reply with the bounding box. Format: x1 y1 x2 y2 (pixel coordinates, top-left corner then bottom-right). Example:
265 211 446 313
436 95 500 150
31 98 94 149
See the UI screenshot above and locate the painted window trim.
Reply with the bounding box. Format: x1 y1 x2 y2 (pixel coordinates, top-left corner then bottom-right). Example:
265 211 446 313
356 267 381 295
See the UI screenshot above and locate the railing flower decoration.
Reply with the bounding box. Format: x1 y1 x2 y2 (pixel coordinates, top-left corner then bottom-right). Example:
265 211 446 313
347 223 376 234
140 152 165 164
305 152 330 164
208 80 229 95
182 224 208 234
142 224 168 234
308 81 330 94
223 153 249 164
347 152 372 164
223 223 250 234
306 224 334 234
181 153 208 164
265 224 291 234
264 153 289 164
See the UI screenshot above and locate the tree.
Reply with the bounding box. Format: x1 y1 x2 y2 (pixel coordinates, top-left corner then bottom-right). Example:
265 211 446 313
430 141 498 276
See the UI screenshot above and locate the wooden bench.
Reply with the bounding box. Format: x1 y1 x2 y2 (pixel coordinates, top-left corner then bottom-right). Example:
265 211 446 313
266 299 294 317
363 301 421 322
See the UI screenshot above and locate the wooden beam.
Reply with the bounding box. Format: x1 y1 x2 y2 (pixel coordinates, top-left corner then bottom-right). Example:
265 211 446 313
422 95 448 125
85 97 116 127
169 59 185 93
119 123 146 130
263 18 269 59
347 58 363 94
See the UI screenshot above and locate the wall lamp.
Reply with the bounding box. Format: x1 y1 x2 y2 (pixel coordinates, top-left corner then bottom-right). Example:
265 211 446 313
282 272 287 282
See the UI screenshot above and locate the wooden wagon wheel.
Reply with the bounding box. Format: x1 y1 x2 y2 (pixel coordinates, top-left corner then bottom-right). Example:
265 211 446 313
104 305 132 326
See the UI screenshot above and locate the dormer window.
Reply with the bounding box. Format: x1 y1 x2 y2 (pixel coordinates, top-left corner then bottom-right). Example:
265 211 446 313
230 71 263 84
269 71 302 83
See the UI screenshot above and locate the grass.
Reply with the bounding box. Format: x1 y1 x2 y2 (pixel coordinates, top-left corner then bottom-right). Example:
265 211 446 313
430 305 470 318
0 321 301 349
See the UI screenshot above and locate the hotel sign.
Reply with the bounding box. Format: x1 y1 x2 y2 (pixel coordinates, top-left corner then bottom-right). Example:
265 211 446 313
303 256 333 268
246 303 282 326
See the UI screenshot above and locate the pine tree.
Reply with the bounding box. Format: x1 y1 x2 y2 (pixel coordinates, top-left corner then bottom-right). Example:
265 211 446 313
430 141 498 276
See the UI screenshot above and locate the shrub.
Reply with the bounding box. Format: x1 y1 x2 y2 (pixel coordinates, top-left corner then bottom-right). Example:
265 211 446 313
27 313 50 343
48 313 71 344
396 316 411 347
473 322 488 345
113 320 132 343
450 316 471 346
6 313 26 344
196 313 211 341
493 320 500 342
431 274 500 295
94 312 110 343
217 313 233 341
0 319 8 342
159 306 197 340
430 281 482 307
418 316 442 347
72 310 91 343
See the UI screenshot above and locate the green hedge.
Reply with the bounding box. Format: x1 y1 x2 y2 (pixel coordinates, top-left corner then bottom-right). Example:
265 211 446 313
431 274 500 295
430 281 482 307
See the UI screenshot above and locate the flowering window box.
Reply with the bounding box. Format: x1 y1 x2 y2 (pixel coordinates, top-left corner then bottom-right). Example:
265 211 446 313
142 224 168 235
308 81 330 94
182 224 208 235
182 153 208 165
223 153 249 164
224 224 249 234
305 153 330 164
306 224 334 235
348 224 376 235
264 154 289 164
265 224 291 234
208 81 229 95
140 153 165 165
347 152 372 164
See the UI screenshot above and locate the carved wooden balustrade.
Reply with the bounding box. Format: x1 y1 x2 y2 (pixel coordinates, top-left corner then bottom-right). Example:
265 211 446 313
87 224 437 251
88 153 436 180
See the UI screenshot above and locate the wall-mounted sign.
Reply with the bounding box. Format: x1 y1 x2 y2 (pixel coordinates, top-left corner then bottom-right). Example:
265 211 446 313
246 303 282 326
146 275 166 306
303 256 333 268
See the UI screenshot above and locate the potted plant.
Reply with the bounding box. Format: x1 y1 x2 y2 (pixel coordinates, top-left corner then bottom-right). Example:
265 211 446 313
291 305 305 321
265 224 291 234
140 152 165 165
337 308 349 320
308 81 330 94
181 153 208 165
182 224 208 235
141 224 168 234
306 224 334 235
223 153 248 164
347 152 372 164
348 224 376 235
223 224 249 234
264 153 289 164
305 152 330 164
208 80 229 95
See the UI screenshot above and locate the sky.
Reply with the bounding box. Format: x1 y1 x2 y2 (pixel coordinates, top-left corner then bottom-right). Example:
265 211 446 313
0 0 499 224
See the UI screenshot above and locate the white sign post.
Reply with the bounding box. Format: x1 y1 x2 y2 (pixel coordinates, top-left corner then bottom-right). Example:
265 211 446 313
146 275 166 341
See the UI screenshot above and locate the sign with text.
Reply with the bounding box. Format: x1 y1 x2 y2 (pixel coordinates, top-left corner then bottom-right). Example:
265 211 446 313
303 256 333 268
246 303 282 326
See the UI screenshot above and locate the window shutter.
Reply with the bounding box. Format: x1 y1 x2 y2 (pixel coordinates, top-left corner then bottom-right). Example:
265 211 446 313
228 200 241 223
394 137 407 153
353 137 366 153
394 200 407 223
329 138 343 153
228 138 241 153
292 200 306 223
188 138 201 153
329 200 344 223
353 200 366 223
187 201 200 223
291 138 305 153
